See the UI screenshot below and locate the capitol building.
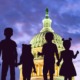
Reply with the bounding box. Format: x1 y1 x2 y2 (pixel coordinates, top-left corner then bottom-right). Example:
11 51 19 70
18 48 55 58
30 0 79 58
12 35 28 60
19 8 64 80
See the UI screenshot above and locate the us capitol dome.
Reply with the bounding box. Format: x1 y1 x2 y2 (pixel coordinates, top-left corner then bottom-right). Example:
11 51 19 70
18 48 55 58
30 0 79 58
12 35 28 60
19 8 64 80
30 8 63 59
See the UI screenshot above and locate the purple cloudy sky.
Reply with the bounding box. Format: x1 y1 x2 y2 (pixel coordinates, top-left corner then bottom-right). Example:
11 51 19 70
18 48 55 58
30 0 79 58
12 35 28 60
0 0 80 79
0 0 80 53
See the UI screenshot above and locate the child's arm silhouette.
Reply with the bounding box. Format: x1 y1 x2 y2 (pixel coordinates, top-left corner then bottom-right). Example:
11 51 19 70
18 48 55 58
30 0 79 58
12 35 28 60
38 52 43 56
0 42 2 65
0 42 1 57
32 62 37 73
57 52 63 66
73 51 79 59
0 49 1 57
32 55 37 73
38 45 45 56
55 45 59 61
17 55 22 66
14 47 18 67
0 51 1 65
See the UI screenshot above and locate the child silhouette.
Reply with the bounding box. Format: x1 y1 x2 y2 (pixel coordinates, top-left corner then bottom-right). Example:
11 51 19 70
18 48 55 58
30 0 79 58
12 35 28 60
18 44 36 80
0 28 17 80
57 38 79 80
38 32 59 80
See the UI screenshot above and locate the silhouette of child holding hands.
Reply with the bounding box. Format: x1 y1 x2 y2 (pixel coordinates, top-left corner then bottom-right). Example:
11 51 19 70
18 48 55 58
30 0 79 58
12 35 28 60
38 32 59 80
0 28 17 80
18 44 36 80
57 38 79 80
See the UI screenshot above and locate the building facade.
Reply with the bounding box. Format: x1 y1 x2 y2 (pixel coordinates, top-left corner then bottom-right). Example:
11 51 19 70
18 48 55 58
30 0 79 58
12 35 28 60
19 8 64 80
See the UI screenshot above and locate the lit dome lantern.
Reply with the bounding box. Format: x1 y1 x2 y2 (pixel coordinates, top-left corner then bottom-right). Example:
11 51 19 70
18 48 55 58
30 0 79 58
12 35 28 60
30 8 64 59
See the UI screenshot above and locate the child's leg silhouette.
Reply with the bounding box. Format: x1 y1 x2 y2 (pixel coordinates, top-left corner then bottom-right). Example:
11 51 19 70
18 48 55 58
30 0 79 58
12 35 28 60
43 73 47 80
26 70 31 80
43 67 48 80
69 77 72 80
23 77 26 80
1 62 8 80
49 71 53 80
27 77 30 80
27 74 31 80
49 66 54 80
10 64 15 80
64 76 67 80
50 73 53 80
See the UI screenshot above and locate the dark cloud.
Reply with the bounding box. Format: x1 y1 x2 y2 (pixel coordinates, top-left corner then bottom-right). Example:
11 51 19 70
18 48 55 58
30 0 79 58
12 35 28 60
59 13 80 26
0 0 80 44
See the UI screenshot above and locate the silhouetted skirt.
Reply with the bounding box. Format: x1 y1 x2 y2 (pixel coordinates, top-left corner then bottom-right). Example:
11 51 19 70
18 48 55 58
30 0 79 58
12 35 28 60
59 62 76 77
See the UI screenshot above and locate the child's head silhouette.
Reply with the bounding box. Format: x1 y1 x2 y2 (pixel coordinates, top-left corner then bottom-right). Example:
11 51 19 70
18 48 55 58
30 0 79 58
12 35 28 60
22 44 31 55
62 38 72 50
4 28 13 38
45 32 54 42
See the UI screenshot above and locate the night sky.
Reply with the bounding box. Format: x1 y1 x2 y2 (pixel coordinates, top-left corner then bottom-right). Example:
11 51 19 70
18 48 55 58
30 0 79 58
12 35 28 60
0 0 80 80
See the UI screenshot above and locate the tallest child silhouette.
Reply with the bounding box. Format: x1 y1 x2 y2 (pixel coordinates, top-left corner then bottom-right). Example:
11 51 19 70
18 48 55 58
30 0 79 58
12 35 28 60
0 28 18 80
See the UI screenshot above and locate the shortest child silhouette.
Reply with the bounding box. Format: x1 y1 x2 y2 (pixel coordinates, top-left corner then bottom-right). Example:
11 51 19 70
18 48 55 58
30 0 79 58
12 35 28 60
57 38 79 80
18 44 36 80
